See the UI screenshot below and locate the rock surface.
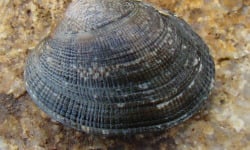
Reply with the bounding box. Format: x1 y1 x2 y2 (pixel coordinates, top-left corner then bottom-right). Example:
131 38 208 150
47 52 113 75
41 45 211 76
0 0 249 150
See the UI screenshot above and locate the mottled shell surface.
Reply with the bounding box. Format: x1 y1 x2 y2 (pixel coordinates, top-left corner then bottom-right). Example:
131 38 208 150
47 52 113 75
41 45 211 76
24 0 215 135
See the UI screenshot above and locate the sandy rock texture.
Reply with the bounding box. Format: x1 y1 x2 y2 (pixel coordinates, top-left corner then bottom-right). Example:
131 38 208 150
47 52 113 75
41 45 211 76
0 0 249 150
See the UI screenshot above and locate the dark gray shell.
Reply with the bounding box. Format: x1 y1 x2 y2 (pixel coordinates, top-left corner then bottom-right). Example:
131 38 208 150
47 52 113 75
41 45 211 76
24 0 215 135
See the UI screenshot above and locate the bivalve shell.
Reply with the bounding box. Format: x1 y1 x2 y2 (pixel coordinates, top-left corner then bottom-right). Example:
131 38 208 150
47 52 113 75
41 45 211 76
24 0 215 135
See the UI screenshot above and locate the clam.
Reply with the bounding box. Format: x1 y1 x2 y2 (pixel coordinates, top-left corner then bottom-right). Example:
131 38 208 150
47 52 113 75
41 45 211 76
24 0 215 135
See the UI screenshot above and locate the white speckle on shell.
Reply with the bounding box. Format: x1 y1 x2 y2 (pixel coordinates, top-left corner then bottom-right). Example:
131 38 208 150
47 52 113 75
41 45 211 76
184 59 189 67
145 62 150 67
88 68 93 75
138 83 149 89
168 39 173 45
77 32 94 41
169 48 175 54
175 92 184 99
156 125 162 129
84 76 89 81
93 72 100 79
92 62 98 69
156 59 162 64
167 27 173 32
29 89 33 94
198 64 203 72
53 93 58 97
117 103 126 108
55 114 64 121
45 44 51 50
70 64 77 69
80 72 84 78
156 101 170 109
64 81 69 86
105 71 110 77
188 80 195 89
101 129 109 135
182 45 187 49
81 125 90 133
193 58 199 66
32 93 37 99
151 51 157 56
166 33 171 38
172 88 177 93
209 78 215 90
98 66 105 74
46 57 53 63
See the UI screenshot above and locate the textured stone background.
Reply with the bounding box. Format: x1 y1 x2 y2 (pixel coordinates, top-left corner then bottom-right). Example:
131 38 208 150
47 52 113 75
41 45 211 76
0 0 249 149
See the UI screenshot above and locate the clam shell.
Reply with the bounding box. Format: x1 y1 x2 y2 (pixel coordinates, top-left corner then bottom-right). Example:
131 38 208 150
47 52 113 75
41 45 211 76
24 0 215 135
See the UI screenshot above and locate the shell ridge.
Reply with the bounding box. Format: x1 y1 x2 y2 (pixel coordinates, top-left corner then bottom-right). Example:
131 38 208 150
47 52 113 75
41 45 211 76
28 14 205 104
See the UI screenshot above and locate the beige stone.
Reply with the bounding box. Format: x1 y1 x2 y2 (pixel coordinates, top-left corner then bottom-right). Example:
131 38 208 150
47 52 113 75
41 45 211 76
219 0 243 11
